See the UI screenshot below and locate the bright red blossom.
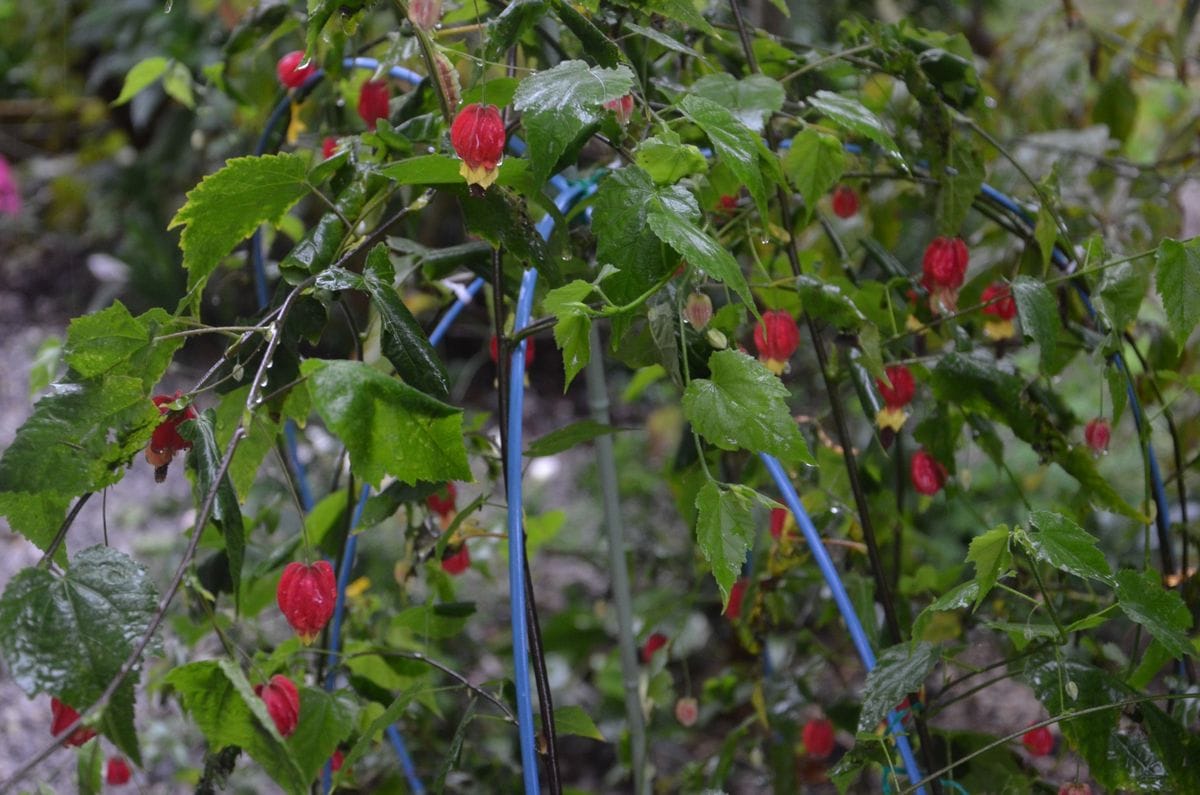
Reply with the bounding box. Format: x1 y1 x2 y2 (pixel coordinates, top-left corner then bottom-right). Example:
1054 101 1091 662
276 560 336 644
276 51 314 88
802 717 836 759
146 392 198 479
1084 418 1110 454
322 137 338 159
357 80 390 128
910 450 947 496
769 507 795 541
724 578 748 619
921 236 969 313
330 748 346 773
50 697 96 747
441 544 471 575
451 103 506 190
1022 725 1054 756
640 632 668 663
831 185 859 218
605 94 634 125
106 757 132 786
980 282 1016 319
753 310 800 375
875 364 916 431
426 482 457 519
256 675 300 737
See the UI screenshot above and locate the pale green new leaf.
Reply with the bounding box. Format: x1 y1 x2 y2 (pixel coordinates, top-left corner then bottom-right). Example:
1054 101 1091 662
1155 237 1200 344
543 280 594 389
966 525 1011 609
111 56 170 106
695 480 762 604
679 94 769 220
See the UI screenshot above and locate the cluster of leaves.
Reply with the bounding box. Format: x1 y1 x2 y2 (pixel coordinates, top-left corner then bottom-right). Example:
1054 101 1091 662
0 1 1198 793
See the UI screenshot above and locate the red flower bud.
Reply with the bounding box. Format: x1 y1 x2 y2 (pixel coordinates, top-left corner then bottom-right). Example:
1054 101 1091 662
876 365 915 410
451 103 506 190
330 748 346 773
276 561 336 645
724 578 747 619
753 310 800 375
921 236 969 291
802 717 836 759
147 393 198 479
831 185 859 218
426 482 457 519
640 632 668 663
357 80 390 128
769 507 795 541
50 697 96 747
685 292 713 329
322 137 339 160
910 449 947 496
489 335 535 367
674 696 699 727
441 543 471 575
1084 418 1110 454
605 94 634 126
717 194 738 213
106 757 132 786
1022 725 1054 757
276 51 315 89
407 0 442 29
980 282 1016 320
255 675 300 737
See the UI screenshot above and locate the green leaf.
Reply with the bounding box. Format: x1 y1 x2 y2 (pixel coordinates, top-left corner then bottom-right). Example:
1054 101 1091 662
361 245 450 400
526 420 621 457
646 202 753 308
807 90 903 164
623 21 710 65
550 0 622 67
935 137 984 235
382 155 528 187
65 303 183 389
342 682 428 771
0 546 158 764
486 0 547 63
1011 276 1058 368
1114 568 1194 658
162 60 195 109
680 94 769 220
111 56 170 106
543 279 594 388
513 60 634 185
691 74 784 132
794 275 866 330
1097 260 1150 333
857 641 938 733
781 128 845 221
642 0 715 33
635 130 708 185
214 387 279 502
180 410 245 604
591 167 675 305
1032 202 1058 271
165 660 307 793
77 737 103 795
695 480 761 603
286 688 355 784
1155 237 1200 344
966 525 1011 609
1021 511 1112 583
169 154 310 296
0 378 158 554
302 359 470 488
280 179 368 282
682 349 813 464
553 705 605 741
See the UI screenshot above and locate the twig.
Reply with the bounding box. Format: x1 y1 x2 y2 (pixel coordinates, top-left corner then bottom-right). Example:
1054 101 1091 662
38 492 93 567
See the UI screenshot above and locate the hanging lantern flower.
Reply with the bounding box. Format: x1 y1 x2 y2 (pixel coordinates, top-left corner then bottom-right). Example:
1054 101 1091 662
450 103 506 190
276 561 337 645
980 282 1017 341
921 236 969 313
357 80 390 128
605 94 634 126
276 51 315 89
910 449 947 496
1084 417 1110 454
441 543 471 575
875 364 916 432
255 675 300 737
831 185 859 218
753 310 800 375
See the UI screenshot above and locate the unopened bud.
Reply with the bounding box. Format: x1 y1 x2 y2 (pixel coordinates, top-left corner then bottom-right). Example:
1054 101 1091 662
684 293 712 329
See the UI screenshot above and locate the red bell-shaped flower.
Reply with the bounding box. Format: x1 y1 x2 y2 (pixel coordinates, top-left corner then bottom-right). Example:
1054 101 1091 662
276 51 315 89
441 543 471 575
1022 725 1055 757
106 757 132 786
322 137 339 160
875 364 915 432
426 482 457 520
357 80 390 128
910 449 947 496
146 392 198 481
769 507 795 541
640 632 668 663
724 578 748 619
802 717 836 759
450 103 506 190
980 282 1017 340
50 697 96 747
753 310 800 375
921 236 969 312
407 0 442 29
831 185 859 218
1084 418 1110 455
255 675 301 737
605 94 634 126
276 561 336 645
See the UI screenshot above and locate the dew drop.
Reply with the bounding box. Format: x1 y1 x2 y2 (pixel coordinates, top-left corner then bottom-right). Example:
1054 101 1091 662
426 146 436 154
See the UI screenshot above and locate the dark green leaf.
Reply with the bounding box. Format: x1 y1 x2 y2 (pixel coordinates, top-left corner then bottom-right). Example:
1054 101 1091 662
966 525 1011 609
213 387 279 502
551 0 622 67
1093 70 1139 143
1155 237 1200 345
781 129 845 221
591 168 675 305
857 641 938 733
1033 203 1058 271
526 420 621 457
794 275 866 330
181 410 245 604
641 0 715 33
168 154 310 296
1114 568 1194 658
1012 276 1058 368
695 480 763 603
682 349 813 464
646 202 753 307
1021 511 1112 583
302 359 470 488
691 74 784 133
553 705 605 741
361 245 449 400
0 546 158 763
77 737 103 795
280 179 369 282
807 91 903 163
935 137 984 234
486 0 547 63
286 688 355 784
680 94 769 220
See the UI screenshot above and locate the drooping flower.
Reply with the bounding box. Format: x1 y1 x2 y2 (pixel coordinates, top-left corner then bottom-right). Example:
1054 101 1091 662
106 757 132 786
674 696 699 727
407 0 442 29
450 103 506 190
875 364 916 432
980 282 1017 341
330 748 346 772
146 392 198 482
802 717 836 759
640 632 668 663
1022 725 1054 757
441 544 471 575
753 310 800 375
50 698 97 747
276 51 315 89
357 80 390 128
724 578 748 619
685 292 713 330
769 507 795 541
605 94 634 126
276 561 337 645
426 482 457 527
1084 418 1110 455
910 449 947 496
921 236 969 313
831 185 859 218
322 137 339 160
255 675 301 737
